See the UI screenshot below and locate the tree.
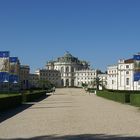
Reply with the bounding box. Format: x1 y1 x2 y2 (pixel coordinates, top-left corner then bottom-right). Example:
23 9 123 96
38 80 54 90
81 82 88 90
92 77 103 91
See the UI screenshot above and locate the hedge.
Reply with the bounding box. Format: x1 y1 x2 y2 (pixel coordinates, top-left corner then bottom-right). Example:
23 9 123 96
107 90 140 94
130 94 140 107
0 95 22 111
97 91 130 103
0 90 49 111
23 91 47 102
87 88 96 93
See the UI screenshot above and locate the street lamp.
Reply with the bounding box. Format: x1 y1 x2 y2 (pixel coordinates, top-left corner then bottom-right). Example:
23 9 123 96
3 78 9 93
13 80 19 92
3 79 8 83
13 80 18 84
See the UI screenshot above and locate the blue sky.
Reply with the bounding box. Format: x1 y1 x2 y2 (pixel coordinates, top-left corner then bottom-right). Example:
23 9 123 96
0 0 140 72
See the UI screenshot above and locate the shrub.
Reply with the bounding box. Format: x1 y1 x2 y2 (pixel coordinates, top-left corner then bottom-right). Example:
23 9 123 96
107 90 140 94
87 88 96 93
0 95 22 111
23 91 46 102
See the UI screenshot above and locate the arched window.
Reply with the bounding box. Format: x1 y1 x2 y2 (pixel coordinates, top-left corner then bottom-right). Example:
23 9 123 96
66 79 69 86
71 67 74 72
61 67 64 73
71 79 74 87
61 79 64 87
66 67 69 73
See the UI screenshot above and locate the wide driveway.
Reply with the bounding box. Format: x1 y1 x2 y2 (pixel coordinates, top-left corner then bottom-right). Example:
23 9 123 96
0 88 140 140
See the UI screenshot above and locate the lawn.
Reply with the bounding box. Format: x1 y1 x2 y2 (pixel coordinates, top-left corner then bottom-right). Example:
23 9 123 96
0 93 20 98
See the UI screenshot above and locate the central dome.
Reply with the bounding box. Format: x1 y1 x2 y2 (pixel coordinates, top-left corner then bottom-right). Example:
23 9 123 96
64 51 73 58
56 52 78 63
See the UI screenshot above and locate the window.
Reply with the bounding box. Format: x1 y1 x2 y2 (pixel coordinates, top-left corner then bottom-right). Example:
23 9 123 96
138 80 140 85
112 80 114 84
126 65 129 69
71 67 74 72
126 78 129 85
66 67 69 73
61 67 64 73
126 71 129 75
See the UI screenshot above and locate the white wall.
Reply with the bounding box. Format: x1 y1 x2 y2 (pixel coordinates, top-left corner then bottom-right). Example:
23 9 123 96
107 61 140 91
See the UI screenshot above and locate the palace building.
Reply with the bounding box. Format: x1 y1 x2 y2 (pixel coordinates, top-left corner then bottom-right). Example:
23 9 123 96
75 69 97 87
107 53 140 91
46 52 91 87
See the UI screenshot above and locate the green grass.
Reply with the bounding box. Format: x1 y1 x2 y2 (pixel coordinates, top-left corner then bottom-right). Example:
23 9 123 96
0 93 20 98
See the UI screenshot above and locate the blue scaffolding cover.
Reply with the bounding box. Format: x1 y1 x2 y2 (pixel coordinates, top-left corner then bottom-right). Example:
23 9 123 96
9 75 19 83
133 55 140 60
0 51 10 58
0 72 9 82
9 57 18 63
134 72 140 81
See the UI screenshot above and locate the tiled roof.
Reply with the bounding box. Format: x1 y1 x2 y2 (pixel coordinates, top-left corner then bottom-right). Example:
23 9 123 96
124 59 134 63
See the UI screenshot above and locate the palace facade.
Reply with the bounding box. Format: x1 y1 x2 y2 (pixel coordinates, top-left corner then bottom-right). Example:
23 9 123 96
46 52 91 87
107 53 140 91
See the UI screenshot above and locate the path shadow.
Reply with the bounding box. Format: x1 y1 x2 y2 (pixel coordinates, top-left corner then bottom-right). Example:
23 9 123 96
29 105 76 110
1 134 140 140
0 95 51 123
0 103 33 123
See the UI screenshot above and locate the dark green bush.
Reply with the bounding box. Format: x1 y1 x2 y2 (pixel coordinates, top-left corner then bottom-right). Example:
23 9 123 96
87 88 96 93
23 91 46 102
97 91 130 103
107 90 140 94
0 95 22 111
130 94 140 107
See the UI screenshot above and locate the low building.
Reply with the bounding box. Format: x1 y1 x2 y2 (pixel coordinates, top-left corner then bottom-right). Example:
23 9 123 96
29 74 39 89
20 65 30 90
35 69 61 87
107 53 140 91
75 69 97 87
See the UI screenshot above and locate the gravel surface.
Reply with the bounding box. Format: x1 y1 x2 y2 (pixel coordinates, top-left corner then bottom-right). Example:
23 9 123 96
0 88 140 140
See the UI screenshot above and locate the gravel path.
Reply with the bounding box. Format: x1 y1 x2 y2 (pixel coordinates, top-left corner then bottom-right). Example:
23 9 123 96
0 88 140 140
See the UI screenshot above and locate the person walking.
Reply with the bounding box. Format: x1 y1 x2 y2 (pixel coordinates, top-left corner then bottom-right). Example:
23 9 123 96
53 86 55 94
